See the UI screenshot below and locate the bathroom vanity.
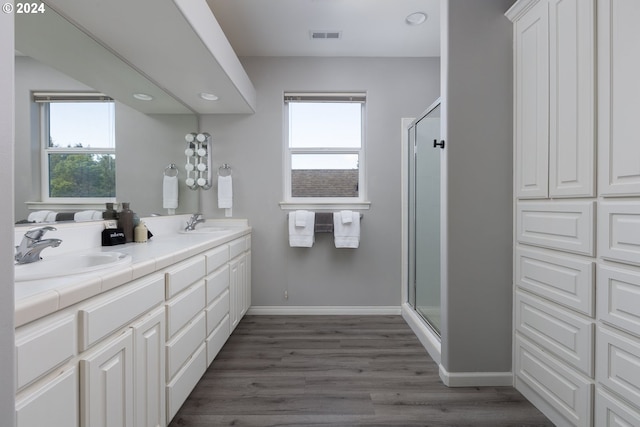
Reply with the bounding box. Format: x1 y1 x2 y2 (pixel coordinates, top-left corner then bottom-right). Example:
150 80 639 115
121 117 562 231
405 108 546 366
13 217 251 427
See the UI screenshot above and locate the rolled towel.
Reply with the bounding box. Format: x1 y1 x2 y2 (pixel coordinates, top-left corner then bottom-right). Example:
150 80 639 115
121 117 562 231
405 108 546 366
163 175 179 209
27 210 54 223
218 175 233 209
74 210 100 222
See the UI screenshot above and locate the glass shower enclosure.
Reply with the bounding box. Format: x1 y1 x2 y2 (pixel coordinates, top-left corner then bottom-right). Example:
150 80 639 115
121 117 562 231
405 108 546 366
407 100 442 336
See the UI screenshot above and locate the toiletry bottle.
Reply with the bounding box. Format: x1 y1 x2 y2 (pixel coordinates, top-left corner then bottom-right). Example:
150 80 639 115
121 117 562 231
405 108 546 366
103 202 117 220
119 202 134 243
134 221 148 243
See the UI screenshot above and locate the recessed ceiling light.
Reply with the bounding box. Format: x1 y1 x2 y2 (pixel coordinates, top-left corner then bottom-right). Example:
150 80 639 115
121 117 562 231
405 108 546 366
199 92 219 101
133 93 153 101
406 12 427 26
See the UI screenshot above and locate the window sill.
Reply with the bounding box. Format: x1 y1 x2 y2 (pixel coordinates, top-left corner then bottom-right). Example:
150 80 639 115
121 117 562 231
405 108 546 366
26 201 116 212
279 201 371 211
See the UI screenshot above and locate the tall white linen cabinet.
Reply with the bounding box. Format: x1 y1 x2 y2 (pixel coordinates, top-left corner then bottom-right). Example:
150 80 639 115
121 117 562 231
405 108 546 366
507 0 640 425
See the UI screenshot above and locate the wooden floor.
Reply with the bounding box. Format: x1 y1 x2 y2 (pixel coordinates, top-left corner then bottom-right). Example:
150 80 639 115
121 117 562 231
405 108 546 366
170 315 553 427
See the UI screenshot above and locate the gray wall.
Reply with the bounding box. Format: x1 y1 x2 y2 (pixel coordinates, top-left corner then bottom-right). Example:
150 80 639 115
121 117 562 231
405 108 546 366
1 9 15 426
441 0 514 374
14 57 198 219
200 56 440 307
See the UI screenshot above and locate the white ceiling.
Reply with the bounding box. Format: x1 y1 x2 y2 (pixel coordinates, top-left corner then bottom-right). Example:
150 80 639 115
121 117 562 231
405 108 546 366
206 0 441 57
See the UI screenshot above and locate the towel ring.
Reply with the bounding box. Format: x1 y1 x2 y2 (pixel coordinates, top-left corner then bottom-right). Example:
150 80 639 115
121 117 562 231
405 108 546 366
218 163 232 177
164 163 179 177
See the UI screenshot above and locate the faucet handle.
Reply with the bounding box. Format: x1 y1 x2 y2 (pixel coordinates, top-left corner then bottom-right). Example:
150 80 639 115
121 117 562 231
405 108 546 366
25 225 56 240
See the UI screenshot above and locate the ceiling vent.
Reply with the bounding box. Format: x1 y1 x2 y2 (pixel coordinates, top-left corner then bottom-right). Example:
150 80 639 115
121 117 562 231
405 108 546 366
310 31 342 40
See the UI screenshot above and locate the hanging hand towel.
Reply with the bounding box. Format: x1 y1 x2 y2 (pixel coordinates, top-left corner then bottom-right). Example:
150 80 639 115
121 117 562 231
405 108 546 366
163 175 179 210
333 211 360 248
295 210 309 227
289 210 315 247
218 175 233 209
340 210 353 224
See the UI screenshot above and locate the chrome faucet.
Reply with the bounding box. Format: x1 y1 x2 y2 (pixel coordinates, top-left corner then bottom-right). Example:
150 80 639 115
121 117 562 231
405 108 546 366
15 226 63 264
185 213 205 231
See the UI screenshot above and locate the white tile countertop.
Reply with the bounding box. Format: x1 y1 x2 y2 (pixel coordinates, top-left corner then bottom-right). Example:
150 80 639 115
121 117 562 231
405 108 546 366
14 216 250 327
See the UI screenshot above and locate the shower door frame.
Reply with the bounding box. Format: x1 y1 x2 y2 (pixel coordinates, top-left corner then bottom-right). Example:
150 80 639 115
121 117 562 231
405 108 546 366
402 98 445 351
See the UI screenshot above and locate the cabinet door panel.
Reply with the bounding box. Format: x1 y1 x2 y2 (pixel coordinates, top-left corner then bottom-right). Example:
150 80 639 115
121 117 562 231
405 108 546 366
598 0 640 196
595 388 640 427
515 291 594 376
598 202 640 267
515 0 549 199
549 0 595 197
132 307 165 427
598 264 640 337
597 326 640 409
16 366 78 427
80 330 134 427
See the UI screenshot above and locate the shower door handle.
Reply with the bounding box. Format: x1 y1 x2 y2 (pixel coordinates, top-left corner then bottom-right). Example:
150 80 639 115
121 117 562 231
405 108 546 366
433 139 445 149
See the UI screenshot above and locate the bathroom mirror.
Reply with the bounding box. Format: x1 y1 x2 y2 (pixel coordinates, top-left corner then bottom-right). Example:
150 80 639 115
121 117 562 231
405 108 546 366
14 7 198 222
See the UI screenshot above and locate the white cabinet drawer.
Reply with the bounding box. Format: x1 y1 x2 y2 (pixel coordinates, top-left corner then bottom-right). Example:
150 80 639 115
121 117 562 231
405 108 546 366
597 326 640 409
515 335 593 427
205 245 229 275
79 274 164 351
16 365 78 427
166 311 206 381
166 342 206 423
245 235 251 250
166 280 205 339
598 264 640 337
206 289 229 335
516 246 594 316
206 264 229 305
595 388 640 427
515 291 594 376
15 313 75 390
229 237 245 259
165 256 206 299
517 201 596 256
206 314 230 366
598 202 640 266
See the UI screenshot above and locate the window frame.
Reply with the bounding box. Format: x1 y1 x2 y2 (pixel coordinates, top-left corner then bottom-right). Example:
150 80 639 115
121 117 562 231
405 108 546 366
281 92 370 210
37 92 117 205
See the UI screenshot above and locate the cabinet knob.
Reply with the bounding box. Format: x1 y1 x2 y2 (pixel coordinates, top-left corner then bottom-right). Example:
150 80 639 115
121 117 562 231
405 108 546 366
433 139 445 149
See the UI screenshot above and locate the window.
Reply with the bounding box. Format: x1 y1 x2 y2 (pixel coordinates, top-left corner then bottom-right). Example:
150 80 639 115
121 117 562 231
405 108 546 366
283 92 367 206
36 92 116 203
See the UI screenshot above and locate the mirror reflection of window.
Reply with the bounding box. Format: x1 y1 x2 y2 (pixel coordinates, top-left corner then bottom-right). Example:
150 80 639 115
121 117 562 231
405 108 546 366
35 93 116 202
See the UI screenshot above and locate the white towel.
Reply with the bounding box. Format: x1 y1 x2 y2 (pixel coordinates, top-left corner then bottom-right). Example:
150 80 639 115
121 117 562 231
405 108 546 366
75 210 101 222
28 210 54 223
289 210 315 247
218 175 233 209
340 210 353 224
295 210 310 227
163 175 179 209
333 211 360 248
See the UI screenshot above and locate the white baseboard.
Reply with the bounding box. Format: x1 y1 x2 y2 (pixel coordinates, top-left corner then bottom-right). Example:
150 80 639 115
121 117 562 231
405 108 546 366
401 303 441 365
439 364 513 387
246 306 402 316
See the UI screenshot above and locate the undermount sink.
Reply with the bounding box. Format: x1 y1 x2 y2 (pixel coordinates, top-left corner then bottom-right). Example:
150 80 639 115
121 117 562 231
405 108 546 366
179 226 233 235
15 251 131 282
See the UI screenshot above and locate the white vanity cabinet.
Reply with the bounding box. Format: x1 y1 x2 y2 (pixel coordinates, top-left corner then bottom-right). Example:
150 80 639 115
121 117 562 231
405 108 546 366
508 0 640 425
14 229 252 427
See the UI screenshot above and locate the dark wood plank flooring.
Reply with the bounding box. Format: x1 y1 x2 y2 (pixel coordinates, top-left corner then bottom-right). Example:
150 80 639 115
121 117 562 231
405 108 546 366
169 315 553 427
